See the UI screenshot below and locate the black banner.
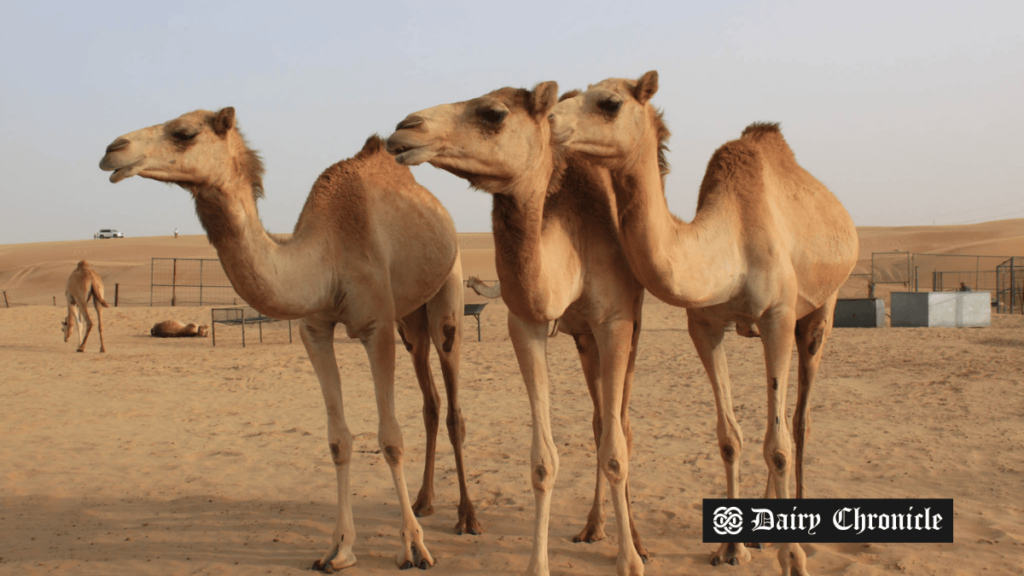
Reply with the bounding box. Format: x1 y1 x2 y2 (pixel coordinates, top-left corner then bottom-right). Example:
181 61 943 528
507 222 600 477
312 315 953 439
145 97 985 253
702 499 953 543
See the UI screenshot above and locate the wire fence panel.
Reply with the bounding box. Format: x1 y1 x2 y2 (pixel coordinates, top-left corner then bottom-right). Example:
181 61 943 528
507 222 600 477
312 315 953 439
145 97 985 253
996 257 1024 314
150 258 244 307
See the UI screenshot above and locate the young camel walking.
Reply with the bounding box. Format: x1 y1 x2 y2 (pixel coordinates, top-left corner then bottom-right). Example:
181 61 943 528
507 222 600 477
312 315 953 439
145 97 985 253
99 108 480 571
388 83 648 576
552 72 858 575
62 260 108 353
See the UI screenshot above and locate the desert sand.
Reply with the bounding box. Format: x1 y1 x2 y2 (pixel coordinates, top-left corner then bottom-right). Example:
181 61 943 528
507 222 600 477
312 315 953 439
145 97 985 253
1 225 1023 575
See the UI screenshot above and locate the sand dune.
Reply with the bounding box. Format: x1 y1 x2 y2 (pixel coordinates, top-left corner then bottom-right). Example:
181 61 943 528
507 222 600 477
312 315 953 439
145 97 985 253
1 224 1023 575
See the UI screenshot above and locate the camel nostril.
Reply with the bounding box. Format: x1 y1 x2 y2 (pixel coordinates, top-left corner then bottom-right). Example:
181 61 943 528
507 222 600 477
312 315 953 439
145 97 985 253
395 115 424 132
105 138 130 154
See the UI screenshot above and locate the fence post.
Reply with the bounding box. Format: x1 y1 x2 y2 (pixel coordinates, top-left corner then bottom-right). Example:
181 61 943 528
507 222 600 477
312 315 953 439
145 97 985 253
53 296 56 307
171 259 178 306
3 291 9 308
115 284 120 307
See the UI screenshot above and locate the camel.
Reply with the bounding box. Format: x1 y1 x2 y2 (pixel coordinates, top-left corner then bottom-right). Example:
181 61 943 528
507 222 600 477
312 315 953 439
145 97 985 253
552 71 859 575
466 276 501 299
99 108 481 571
61 260 108 353
388 83 648 576
150 320 210 338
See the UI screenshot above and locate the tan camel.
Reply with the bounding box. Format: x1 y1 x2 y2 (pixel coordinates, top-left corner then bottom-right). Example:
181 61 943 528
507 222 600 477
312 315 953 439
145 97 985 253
552 72 859 574
388 83 648 576
61 260 108 353
466 276 502 299
99 108 480 571
150 320 210 338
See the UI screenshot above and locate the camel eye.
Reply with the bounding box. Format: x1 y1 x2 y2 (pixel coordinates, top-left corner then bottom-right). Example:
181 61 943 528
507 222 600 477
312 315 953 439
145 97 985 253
173 131 197 142
599 98 622 114
481 108 507 124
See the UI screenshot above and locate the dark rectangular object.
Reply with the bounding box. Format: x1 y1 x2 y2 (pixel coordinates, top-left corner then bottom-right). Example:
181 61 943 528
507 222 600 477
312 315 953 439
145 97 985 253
833 298 884 328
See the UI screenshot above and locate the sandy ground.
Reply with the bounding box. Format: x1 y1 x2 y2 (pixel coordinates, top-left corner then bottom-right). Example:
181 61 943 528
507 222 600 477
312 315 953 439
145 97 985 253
2 228 1024 575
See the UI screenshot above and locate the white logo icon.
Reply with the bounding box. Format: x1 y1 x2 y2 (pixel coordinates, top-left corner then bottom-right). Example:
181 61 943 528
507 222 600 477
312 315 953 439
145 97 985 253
713 506 743 535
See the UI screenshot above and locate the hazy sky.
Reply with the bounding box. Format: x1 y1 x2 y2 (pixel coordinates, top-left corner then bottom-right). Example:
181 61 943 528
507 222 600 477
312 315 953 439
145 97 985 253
1 1 1021 245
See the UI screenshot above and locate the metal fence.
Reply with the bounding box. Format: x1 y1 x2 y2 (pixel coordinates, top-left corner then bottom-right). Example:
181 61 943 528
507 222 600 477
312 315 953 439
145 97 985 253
996 257 1024 314
150 258 244 307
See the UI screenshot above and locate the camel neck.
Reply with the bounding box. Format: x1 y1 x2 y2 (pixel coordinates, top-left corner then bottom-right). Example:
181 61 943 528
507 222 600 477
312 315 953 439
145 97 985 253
193 182 325 319
611 138 741 308
490 163 579 322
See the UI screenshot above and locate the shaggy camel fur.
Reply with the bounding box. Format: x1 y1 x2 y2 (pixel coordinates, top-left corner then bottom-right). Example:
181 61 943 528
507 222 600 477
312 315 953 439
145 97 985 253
61 260 108 353
465 276 501 299
150 320 210 338
553 71 859 574
100 108 480 571
389 83 648 576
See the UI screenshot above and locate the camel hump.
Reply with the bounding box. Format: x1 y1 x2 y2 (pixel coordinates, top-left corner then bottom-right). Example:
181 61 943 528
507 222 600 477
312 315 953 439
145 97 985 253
740 122 781 140
355 134 387 160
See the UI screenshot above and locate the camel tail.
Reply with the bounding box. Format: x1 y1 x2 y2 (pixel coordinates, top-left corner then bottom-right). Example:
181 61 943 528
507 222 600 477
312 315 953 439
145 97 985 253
92 287 110 308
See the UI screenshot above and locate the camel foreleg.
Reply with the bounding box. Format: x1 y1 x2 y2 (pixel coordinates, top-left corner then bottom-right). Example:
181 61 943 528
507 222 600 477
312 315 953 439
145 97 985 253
508 312 559 576
593 321 644 576
758 305 810 576
300 319 357 573
363 320 433 570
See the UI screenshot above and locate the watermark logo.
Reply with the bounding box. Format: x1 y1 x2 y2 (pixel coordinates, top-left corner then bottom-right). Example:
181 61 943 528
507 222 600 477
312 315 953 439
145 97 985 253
703 499 953 543
712 506 744 535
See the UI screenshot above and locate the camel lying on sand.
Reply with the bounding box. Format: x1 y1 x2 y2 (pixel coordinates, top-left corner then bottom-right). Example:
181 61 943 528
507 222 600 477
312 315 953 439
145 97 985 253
150 320 210 338
61 260 108 353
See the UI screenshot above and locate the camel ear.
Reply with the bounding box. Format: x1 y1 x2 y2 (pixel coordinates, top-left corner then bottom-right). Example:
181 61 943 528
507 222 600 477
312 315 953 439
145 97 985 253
213 107 235 136
530 81 559 118
634 71 659 104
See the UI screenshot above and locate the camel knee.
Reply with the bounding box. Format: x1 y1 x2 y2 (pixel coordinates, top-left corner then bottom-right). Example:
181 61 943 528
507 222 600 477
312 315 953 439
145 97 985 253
441 318 457 353
531 460 558 492
381 443 404 467
719 438 743 465
329 435 353 468
598 439 629 485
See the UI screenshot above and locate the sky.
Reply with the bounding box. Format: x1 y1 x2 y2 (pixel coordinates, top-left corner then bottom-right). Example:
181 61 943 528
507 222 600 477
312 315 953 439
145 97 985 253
1 0 1021 245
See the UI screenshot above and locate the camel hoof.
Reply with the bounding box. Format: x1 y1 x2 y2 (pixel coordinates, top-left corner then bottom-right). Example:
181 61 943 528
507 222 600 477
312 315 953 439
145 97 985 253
412 500 435 518
640 553 650 565
455 515 483 536
310 559 334 574
400 560 414 570
710 555 720 567
417 558 430 570
573 524 606 544
729 557 739 566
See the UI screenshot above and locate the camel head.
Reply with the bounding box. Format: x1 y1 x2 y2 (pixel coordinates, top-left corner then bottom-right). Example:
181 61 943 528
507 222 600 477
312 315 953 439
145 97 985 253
386 82 560 191
61 317 72 342
99 107 263 198
551 71 666 171
196 324 210 337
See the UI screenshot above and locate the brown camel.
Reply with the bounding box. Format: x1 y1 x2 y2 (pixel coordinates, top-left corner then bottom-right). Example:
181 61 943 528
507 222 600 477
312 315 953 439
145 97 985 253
61 260 108 353
99 108 480 571
150 320 210 338
552 71 859 574
388 83 648 576
465 276 501 299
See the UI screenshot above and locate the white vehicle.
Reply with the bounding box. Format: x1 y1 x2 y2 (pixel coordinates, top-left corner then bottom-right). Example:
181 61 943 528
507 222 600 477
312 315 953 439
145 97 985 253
94 229 124 239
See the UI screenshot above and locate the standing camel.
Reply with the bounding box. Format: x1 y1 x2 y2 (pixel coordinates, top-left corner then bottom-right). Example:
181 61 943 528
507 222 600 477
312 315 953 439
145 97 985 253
99 108 480 571
62 260 108 353
552 72 858 575
388 83 648 576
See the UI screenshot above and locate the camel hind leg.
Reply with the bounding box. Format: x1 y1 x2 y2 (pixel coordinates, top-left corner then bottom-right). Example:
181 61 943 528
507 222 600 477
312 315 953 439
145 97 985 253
793 292 837 499
76 303 95 353
92 290 106 353
397 306 442 520
425 256 481 535
571 331 608 545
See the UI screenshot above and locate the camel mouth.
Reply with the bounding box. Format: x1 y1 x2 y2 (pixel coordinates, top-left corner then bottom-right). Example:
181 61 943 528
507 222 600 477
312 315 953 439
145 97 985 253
104 159 144 183
390 141 441 167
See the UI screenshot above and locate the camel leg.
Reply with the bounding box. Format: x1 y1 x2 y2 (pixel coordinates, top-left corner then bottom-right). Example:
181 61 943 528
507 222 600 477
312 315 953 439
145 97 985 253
793 292 837 499
571 332 608 544
93 296 106 353
508 312 559 576
592 320 644 576
397 308 440 520
426 259 482 536
621 311 649 562
363 319 434 569
687 311 751 566
76 304 94 353
757 305 810 576
301 319 358 573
